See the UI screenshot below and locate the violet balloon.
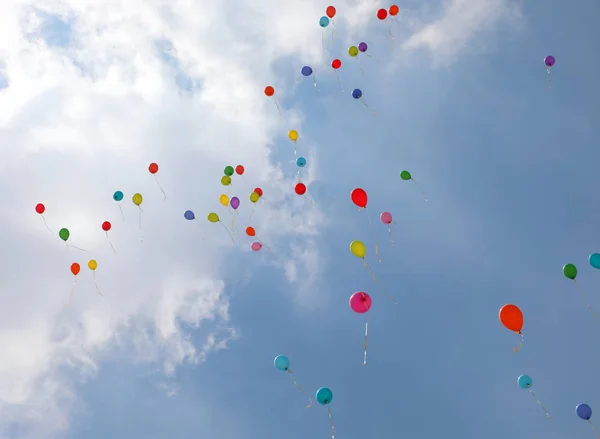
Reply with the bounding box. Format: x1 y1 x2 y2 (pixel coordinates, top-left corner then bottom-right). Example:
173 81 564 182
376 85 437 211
544 55 555 67
349 292 372 313
380 212 392 224
358 42 368 52
230 196 240 210
251 242 262 252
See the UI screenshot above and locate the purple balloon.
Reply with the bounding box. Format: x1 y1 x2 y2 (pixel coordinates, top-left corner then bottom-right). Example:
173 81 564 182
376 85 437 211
544 55 555 67
230 196 240 210
358 42 368 52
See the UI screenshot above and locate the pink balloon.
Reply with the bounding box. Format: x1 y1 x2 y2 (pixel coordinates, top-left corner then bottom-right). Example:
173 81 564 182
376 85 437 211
349 292 372 313
251 241 262 252
380 211 392 224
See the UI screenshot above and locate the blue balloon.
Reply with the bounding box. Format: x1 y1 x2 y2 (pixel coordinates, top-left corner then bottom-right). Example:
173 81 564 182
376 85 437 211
316 387 333 405
577 403 593 420
352 88 362 99
590 253 600 269
184 210 195 220
517 374 532 389
301 66 313 77
296 157 307 167
274 355 290 371
319 16 330 27
113 190 124 202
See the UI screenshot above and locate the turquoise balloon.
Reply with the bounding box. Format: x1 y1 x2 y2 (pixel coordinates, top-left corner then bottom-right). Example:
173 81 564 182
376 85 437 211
274 355 290 371
319 16 330 27
316 387 333 405
296 157 307 167
113 190 124 202
517 374 532 389
590 253 600 269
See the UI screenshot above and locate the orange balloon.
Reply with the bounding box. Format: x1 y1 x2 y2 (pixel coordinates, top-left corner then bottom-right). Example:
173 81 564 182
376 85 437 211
70 262 81 276
389 4 399 15
499 304 523 332
246 226 256 237
264 86 275 97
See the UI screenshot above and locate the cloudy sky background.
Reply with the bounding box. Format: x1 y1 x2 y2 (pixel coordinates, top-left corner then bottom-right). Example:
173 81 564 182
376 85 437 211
0 0 599 438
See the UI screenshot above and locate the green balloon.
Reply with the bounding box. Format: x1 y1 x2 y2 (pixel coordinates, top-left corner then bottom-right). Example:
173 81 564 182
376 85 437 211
400 170 412 180
563 263 577 280
59 228 70 241
224 166 234 176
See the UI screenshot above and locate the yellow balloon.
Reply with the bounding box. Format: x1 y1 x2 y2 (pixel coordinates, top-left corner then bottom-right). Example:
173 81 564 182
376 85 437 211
288 130 298 142
249 191 260 203
132 193 143 206
221 176 232 186
350 240 366 258
208 212 219 223
88 259 98 270
219 194 229 206
348 45 359 57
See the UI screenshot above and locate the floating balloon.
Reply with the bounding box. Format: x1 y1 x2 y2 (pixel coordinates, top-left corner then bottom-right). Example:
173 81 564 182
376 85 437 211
301 66 317 88
376 8 387 19
235 165 245 175
87 259 103 296
380 211 394 246
35 203 53 233
254 187 263 197
563 263 596 320
326 5 336 18
350 240 366 259
132 193 143 206
251 241 262 252
357 41 380 64
590 253 600 269
400 170 427 200
348 46 358 57
389 4 399 15
576 403 599 439
148 163 166 200
250 191 260 203
296 157 306 167
274 355 312 408
517 374 552 419
230 197 240 210
59 228 70 242
319 16 330 27
350 292 371 365
70 262 80 276
544 55 555 88
184 210 195 220
246 227 255 237
289 129 298 142
101 221 116 253
224 166 234 176
316 388 335 439
331 59 344 91
113 191 125 220
352 89 376 115
221 176 232 186
499 304 524 352
350 188 368 208
264 85 282 118
295 183 306 195
207 212 234 243
220 194 230 206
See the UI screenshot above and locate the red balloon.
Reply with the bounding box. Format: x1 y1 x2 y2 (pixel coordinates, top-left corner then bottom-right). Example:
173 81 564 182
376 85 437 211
254 187 263 197
350 188 368 208
388 4 399 15
295 183 306 195
148 162 159 174
35 203 45 214
264 86 275 97
376 8 387 20
326 5 336 18
332 59 341 69
235 165 245 175
102 221 112 232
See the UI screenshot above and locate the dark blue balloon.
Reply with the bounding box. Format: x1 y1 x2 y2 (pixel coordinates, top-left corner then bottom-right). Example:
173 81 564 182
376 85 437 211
184 210 195 220
577 403 592 420
352 88 362 99
301 66 313 77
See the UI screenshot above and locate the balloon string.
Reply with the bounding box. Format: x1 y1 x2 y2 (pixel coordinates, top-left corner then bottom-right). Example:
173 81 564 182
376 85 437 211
547 68 551 89
257 238 272 253
138 207 144 243
312 75 319 90
321 30 325 56
328 407 335 439
359 98 376 116
105 232 117 254
273 97 282 119
362 321 369 366
589 420 600 439
66 242 87 252
364 207 381 263
387 20 394 49
68 279 77 306
513 331 524 353
303 195 317 205
92 272 104 297
231 211 239 236
528 389 552 419
358 59 365 77
411 179 428 201
365 53 381 65
40 215 53 233
219 221 235 243
574 280 596 320
249 204 256 222
387 224 394 247
153 175 167 201
287 369 312 408
117 204 125 222
363 259 398 304
335 73 344 92
330 19 335 45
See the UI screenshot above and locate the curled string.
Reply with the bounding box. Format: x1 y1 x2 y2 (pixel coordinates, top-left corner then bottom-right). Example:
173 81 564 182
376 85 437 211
117 203 125 222
362 321 369 366
286 369 312 408
362 207 381 263
590 420 600 439
574 280 596 320
363 258 398 304
359 98 377 116
272 97 282 119
328 407 335 439
219 221 235 243
153 175 167 201
105 232 117 254
528 389 552 419
513 331 524 353
335 74 344 92
66 242 87 252
40 215 53 234
92 271 104 297
68 279 77 306
411 178 428 201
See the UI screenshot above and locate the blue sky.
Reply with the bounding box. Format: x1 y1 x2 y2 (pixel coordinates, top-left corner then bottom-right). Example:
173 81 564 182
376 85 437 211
0 0 599 438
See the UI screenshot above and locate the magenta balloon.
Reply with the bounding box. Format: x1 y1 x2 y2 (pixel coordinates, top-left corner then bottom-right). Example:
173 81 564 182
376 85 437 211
380 211 392 224
230 196 240 209
251 241 262 252
349 292 372 313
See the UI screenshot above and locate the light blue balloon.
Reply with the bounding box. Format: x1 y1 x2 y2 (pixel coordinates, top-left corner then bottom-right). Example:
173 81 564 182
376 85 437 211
316 387 333 405
590 253 600 269
113 190 124 202
517 374 532 389
296 157 306 167
274 355 290 371
319 16 330 27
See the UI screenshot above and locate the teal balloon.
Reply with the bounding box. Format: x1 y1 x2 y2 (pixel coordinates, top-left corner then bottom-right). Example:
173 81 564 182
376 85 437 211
517 374 532 389
316 387 333 405
113 190 124 202
319 16 330 27
590 253 600 269
296 157 306 167
274 355 290 371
